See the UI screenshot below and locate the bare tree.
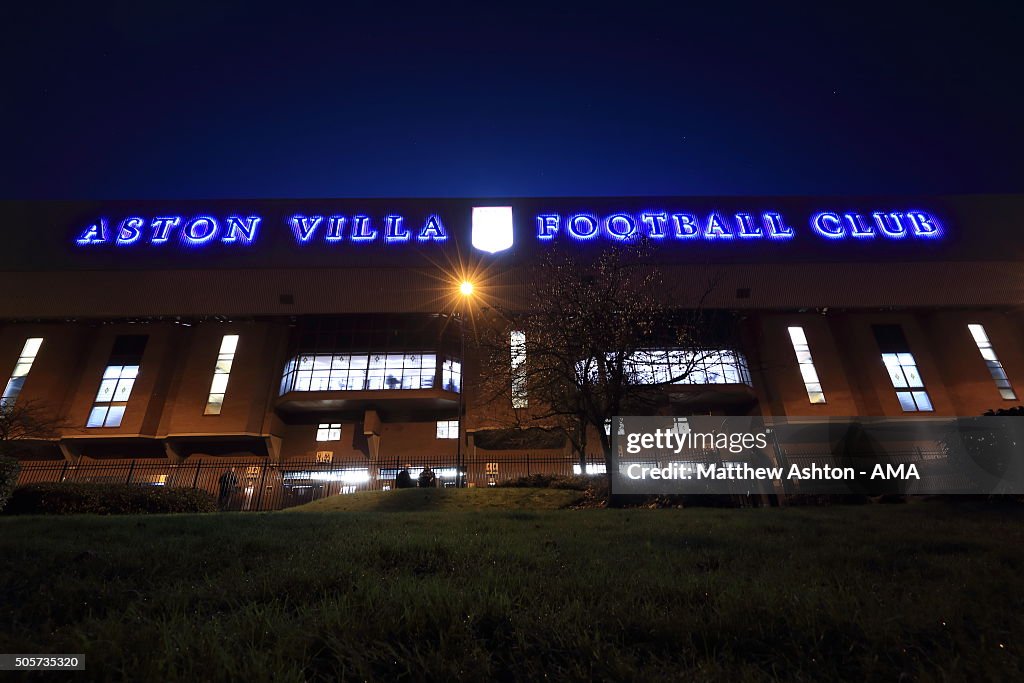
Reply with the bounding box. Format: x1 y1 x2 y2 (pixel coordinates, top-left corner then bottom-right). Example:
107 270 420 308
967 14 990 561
0 399 67 459
472 240 735 476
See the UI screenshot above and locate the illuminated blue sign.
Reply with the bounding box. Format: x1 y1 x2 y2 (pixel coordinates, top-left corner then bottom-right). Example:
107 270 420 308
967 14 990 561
536 210 942 242
76 214 448 247
72 207 944 250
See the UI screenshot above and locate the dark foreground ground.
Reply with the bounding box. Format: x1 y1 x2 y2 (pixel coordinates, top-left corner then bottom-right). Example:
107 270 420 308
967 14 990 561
1 499 1022 682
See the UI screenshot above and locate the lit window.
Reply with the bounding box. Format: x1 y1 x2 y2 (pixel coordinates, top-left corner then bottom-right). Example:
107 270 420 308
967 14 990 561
87 365 139 427
279 352 437 394
436 420 459 439
573 462 607 475
602 349 752 386
442 359 461 393
511 330 527 408
787 327 826 404
205 334 239 415
881 353 933 412
316 423 342 441
1 337 43 406
968 324 1016 400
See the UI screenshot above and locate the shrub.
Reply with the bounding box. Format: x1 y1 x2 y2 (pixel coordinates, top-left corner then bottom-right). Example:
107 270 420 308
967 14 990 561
496 473 594 491
4 482 217 515
0 456 19 512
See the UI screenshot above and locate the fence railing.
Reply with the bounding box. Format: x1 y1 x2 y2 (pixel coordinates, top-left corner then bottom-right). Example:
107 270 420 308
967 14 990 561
13 455 606 511
13 447 962 511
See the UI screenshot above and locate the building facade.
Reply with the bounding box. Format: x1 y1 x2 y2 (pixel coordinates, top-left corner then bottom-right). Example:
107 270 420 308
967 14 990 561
2 196 1022 497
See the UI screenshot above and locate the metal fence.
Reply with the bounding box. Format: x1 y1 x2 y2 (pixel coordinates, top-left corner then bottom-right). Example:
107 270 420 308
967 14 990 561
13 455 605 511
13 447 963 511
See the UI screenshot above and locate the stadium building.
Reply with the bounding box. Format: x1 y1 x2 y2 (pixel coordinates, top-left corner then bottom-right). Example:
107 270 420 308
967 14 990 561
2 196 1022 505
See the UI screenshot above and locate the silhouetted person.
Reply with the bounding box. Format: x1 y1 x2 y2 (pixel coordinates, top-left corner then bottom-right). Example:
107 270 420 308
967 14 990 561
395 467 413 489
218 468 239 510
418 467 437 488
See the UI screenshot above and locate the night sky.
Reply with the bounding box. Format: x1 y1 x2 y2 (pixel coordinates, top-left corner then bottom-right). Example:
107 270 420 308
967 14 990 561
3 2 1022 199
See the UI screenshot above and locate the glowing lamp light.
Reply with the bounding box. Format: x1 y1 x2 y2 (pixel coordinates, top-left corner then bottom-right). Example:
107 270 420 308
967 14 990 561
471 206 514 254
459 280 474 296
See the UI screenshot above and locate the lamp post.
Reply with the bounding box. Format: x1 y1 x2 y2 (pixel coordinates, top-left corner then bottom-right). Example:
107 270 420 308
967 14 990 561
456 280 474 487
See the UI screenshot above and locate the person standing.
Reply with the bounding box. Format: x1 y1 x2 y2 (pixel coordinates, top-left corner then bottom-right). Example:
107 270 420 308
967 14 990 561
218 467 240 510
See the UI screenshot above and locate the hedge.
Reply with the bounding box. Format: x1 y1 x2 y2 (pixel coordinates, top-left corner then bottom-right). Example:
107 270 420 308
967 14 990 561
0 456 19 512
4 482 217 515
496 473 595 491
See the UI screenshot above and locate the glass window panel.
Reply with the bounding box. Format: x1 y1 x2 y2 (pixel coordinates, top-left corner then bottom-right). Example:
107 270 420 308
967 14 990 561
808 392 826 405
882 355 907 388
96 379 118 401
436 420 458 438
205 394 224 415
369 355 385 369
1000 388 1017 400
896 391 917 411
787 327 807 345
3 376 25 401
795 349 812 364
113 378 135 401
86 406 108 427
316 426 329 441
104 405 126 427
912 391 933 411
332 355 351 370
806 383 822 393
312 355 331 370
902 364 923 388
349 355 368 369
220 335 239 354
990 366 1008 380
968 324 988 343
210 374 229 394
294 371 312 391
329 425 342 440
103 365 123 379
896 353 916 367
799 364 819 384
22 338 43 357
11 362 32 377
298 356 314 369
121 366 140 379
980 348 997 361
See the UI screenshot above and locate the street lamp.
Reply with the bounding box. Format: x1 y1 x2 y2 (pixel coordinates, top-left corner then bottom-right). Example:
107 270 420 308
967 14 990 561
456 280 474 487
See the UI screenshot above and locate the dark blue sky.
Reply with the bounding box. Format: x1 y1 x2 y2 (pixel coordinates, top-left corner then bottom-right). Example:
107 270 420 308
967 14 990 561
3 2 1022 198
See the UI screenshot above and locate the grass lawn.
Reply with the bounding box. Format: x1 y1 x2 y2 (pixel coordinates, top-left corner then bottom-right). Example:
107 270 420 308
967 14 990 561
1 499 1022 682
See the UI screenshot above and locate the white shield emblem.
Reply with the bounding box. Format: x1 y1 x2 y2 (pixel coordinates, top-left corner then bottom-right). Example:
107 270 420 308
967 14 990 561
471 206 514 254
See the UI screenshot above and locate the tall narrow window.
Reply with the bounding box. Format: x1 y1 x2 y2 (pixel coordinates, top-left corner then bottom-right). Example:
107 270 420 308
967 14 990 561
968 324 1016 400
511 330 527 408
2 337 43 406
205 334 239 415
87 335 147 428
443 359 462 393
87 365 140 427
873 325 932 412
787 327 826 404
